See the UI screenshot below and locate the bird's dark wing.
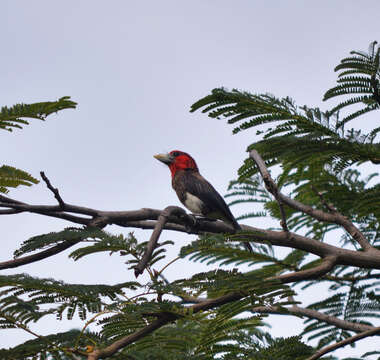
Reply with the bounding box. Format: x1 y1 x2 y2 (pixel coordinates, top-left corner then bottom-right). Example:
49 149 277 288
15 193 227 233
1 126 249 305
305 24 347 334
175 170 239 228
173 170 253 252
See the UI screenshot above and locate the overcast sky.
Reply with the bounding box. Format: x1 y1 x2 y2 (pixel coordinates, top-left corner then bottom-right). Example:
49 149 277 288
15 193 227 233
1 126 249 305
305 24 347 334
1 1 379 357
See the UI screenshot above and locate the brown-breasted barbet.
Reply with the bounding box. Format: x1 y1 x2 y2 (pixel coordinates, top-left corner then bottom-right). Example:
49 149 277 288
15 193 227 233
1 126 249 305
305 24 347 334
154 150 253 252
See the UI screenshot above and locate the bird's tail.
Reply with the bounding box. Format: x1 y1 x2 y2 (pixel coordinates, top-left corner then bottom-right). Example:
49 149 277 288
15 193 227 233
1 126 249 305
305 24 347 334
232 219 253 253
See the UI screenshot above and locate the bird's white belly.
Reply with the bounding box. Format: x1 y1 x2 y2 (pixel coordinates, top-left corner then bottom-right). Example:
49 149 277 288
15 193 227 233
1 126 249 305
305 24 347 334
184 192 204 214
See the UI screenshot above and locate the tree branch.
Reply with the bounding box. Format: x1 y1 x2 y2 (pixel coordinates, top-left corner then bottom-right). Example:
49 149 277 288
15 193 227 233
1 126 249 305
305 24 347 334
249 150 372 251
249 149 289 231
134 206 189 277
269 256 337 283
311 185 338 213
307 326 380 360
2 199 380 270
0 209 22 214
40 171 65 207
0 217 108 270
252 303 374 334
0 240 79 270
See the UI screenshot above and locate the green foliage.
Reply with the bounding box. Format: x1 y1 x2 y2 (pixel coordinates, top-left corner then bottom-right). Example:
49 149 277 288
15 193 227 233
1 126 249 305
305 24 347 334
246 336 315 360
14 227 103 258
0 96 76 194
3 42 380 359
68 228 174 270
324 41 380 128
302 282 380 348
0 329 92 360
0 165 38 194
0 96 76 132
190 41 380 357
0 273 139 322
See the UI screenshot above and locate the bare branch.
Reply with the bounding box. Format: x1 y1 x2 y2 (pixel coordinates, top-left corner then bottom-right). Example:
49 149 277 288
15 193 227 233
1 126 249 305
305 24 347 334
0 240 79 270
134 206 189 277
0 194 25 205
270 256 337 283
252 304 374 334
307 326 380 360
249 150 372 251
0 209 22 214
2 198 380 270
40 171 65 207
249 149 289 231
1 179 380 272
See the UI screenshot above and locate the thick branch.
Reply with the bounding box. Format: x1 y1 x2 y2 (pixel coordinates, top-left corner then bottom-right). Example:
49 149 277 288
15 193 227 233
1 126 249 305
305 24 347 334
0 209 22 214
250 150 372 251
2 199 380 270
307 326 380 360
1 179 380 271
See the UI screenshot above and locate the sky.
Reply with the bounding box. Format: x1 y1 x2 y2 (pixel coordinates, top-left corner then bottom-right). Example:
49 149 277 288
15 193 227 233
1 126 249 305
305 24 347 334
1 0 379 357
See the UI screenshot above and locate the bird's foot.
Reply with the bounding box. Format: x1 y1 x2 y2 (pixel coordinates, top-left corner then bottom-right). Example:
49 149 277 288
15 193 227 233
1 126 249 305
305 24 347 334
179 213 198 233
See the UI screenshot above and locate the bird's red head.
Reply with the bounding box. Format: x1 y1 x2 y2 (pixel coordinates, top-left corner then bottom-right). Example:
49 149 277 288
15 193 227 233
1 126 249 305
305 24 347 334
154 150 199 178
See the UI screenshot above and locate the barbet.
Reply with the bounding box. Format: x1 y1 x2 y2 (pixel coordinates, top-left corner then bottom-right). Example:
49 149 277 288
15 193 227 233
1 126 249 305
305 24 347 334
154 150 252 252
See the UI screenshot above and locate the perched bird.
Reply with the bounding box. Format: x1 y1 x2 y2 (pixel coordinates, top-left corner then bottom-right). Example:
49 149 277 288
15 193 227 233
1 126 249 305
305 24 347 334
154 150 252 252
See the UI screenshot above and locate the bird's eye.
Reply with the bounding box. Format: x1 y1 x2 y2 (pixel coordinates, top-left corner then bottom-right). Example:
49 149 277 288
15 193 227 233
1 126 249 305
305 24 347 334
172 151 180 157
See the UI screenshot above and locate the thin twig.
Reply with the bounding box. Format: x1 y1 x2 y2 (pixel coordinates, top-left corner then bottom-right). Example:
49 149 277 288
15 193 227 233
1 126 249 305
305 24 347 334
74 310 115 350
157 256 181 276
87 313 177 360
40 171 65 207
0 313 45 341
86 292 242 359
311 185 337 213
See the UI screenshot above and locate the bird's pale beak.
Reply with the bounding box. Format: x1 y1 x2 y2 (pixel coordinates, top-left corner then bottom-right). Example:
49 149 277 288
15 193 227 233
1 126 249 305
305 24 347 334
154 153 174 165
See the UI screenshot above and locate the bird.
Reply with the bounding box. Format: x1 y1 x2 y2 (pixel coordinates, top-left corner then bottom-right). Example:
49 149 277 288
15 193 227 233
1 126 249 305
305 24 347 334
154 150 252 252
